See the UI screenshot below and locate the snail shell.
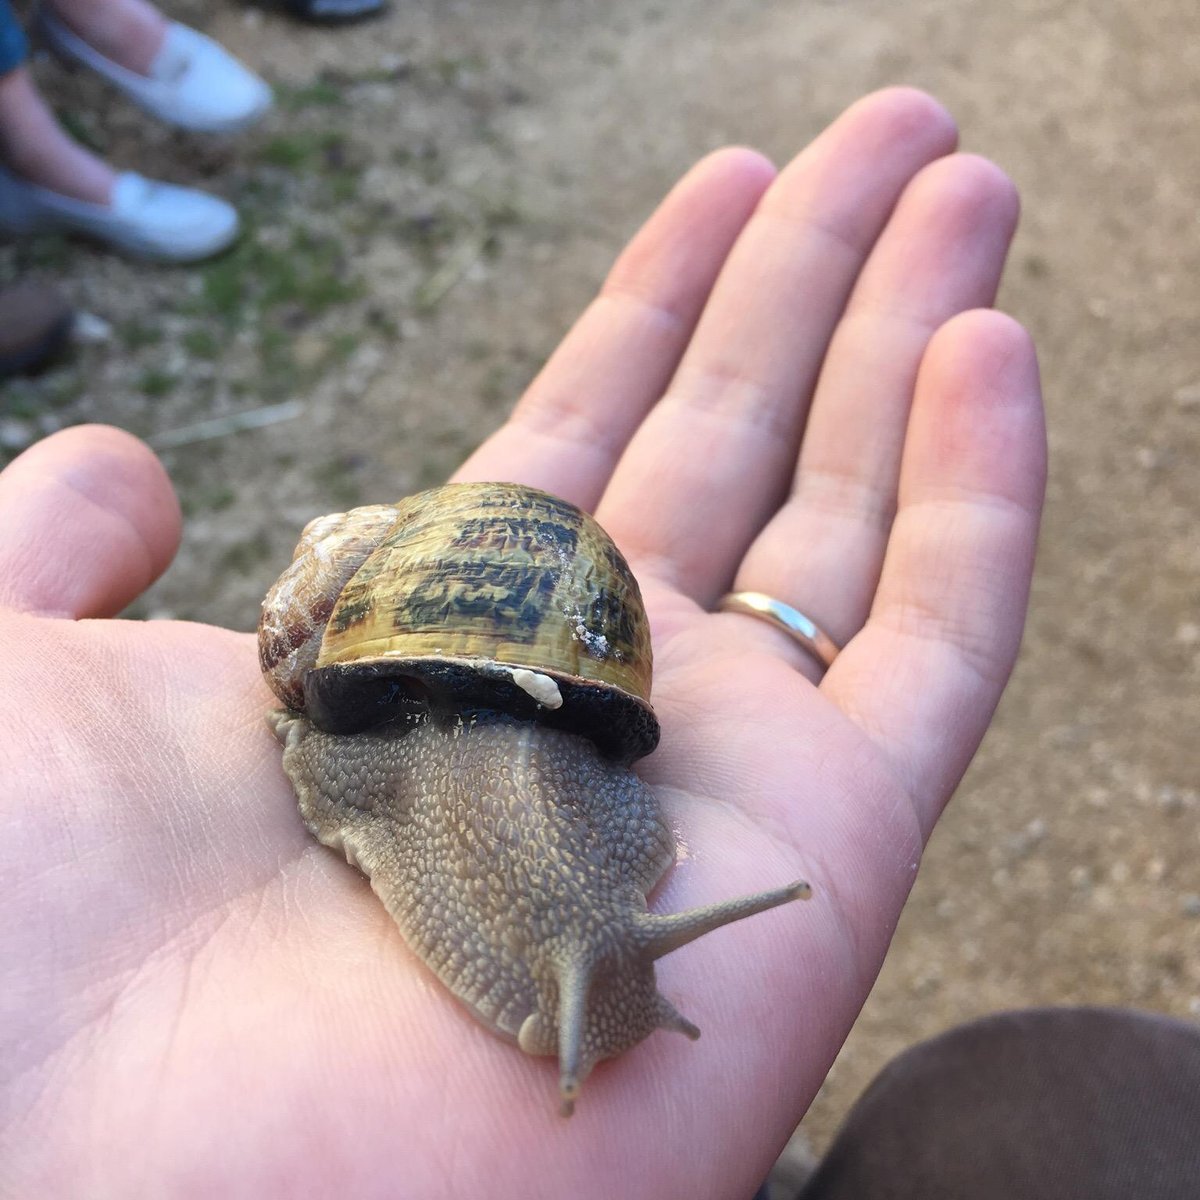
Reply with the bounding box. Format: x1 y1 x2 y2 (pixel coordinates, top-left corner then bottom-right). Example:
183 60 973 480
259 482 808 1114
260 482 658 759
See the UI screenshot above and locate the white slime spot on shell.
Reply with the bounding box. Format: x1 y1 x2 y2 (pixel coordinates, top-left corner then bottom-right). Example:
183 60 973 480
508 668 564 709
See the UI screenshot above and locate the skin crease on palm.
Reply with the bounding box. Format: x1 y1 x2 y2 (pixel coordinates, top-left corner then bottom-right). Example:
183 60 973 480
0 89 1045 1199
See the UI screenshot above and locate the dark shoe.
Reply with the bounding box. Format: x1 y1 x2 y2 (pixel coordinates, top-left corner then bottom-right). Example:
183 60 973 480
0 282 74 378
796 1008 1200 1200
282 0 389 23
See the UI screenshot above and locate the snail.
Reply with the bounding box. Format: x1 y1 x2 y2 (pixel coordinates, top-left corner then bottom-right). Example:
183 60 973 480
258 481 810 1115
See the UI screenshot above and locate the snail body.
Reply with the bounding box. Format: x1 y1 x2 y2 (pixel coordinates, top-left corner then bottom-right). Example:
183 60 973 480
259 482 808 1114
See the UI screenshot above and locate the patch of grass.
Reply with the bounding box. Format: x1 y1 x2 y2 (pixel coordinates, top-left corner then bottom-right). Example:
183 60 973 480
327 170 360 204
200 255 244 320
328 332 360 362
426 54 485 86
274 78 345 112
0 389 40 420
198 484 237 512
258 130 347 171
120 320 164 350
138 369 175 398
313 456 364 510
55 108 105 153
259 324 291 362
217 530 273 576
14 233 70 271
182 328 220 358
41 370 86 407
269 229 363 313
196 223 362 325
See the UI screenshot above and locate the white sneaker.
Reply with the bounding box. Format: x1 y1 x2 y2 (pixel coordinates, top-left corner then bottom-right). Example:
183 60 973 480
37 8 272 135
0 168 240 262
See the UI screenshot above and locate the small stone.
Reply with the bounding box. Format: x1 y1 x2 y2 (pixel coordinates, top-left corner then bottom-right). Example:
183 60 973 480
911 970 942 996
1158 787 1184 814
379 52 409 76
1134 446 1160 470
243 5 263 27
1173 381 1200 410
1145 858 1167 882
293 332 327 369
1182 895 1200 918
0 417 34 452
1006 818 1047 859
71 311 113 343
1176 623 1199 645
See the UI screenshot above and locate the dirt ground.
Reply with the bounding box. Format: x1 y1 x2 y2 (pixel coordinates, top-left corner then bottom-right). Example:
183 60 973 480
2 0 1198 1183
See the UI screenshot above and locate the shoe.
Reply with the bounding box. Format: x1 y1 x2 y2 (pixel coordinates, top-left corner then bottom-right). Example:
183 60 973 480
36 7 272 134
283 0 389 23
0 281 74 377
0 168 239 262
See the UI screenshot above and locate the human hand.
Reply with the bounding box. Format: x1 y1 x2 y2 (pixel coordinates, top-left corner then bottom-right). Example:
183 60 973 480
0 88 1044 1199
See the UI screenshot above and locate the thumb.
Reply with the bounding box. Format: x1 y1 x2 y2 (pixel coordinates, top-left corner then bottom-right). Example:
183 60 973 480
0 425 181 618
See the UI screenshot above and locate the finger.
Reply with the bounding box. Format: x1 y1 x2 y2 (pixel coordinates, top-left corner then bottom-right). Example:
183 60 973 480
0 425 181 618
729 153 1020 669
597 88 958 594
454 147 777 506
823 310 1046 836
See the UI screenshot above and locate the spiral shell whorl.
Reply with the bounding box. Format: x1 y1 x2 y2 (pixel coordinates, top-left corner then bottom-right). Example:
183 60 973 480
258 504 400 710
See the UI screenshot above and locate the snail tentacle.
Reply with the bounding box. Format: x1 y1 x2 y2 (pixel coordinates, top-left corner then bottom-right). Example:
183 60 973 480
634 880 813 962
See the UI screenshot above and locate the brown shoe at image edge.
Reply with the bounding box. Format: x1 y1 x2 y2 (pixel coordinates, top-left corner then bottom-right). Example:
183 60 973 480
0 281 74 377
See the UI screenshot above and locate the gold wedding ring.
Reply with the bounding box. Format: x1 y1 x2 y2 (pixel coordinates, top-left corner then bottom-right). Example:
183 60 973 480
717 591 840 669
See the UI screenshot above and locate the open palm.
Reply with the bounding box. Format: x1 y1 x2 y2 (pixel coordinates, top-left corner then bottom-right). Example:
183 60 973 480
0 90 1044 1199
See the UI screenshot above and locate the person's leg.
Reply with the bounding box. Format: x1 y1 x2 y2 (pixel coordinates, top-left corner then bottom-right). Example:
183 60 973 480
41 0 166 76
34 0 270 136
0 64 114 203
795 1007 1200 1200
0 5 238 261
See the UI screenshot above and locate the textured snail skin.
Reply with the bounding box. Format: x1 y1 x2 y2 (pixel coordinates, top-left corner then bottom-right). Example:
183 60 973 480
260 484 810 1115
269 706 807 1114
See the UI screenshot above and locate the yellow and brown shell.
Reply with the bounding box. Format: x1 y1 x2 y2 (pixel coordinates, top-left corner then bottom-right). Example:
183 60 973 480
258 482 659 762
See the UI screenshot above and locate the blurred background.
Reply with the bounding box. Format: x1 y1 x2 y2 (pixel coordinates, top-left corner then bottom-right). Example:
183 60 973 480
1 0 1197 1169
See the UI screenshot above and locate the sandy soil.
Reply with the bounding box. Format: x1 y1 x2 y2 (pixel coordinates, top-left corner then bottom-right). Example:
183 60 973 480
2 0 1198 1183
